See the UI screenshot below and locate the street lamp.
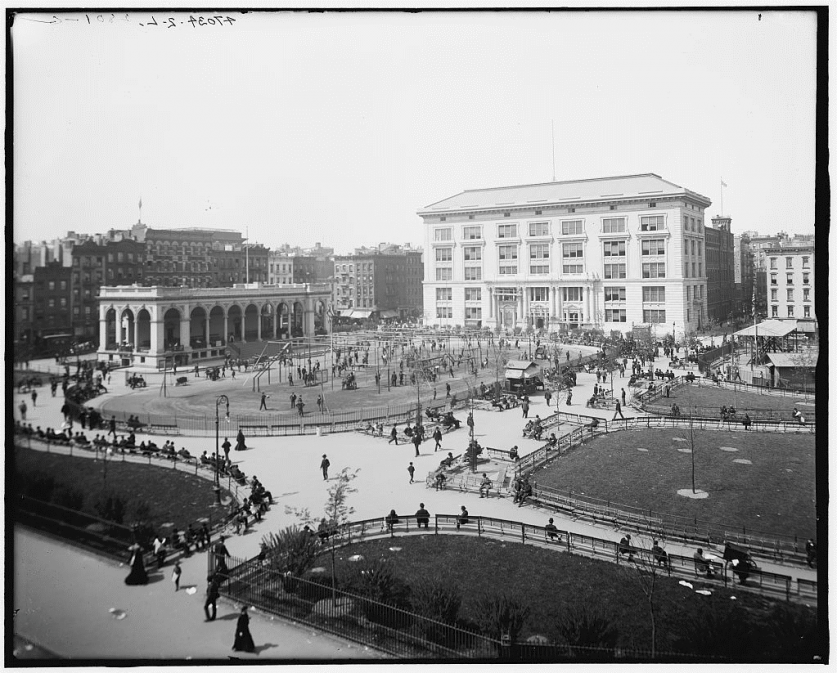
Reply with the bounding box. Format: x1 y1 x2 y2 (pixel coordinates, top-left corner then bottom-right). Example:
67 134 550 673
215 394 230 505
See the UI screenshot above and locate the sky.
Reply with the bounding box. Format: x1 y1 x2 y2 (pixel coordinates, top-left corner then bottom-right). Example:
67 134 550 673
12 9 818 254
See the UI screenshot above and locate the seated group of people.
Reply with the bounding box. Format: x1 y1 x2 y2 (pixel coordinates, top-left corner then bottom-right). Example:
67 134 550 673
362 421 385 437
491 395 519 410
523 416 544 440
719 405 737 421
511 476 533 506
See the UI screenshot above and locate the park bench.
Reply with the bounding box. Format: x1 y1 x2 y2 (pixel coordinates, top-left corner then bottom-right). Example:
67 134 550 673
239 424 270 436
149 423 179 435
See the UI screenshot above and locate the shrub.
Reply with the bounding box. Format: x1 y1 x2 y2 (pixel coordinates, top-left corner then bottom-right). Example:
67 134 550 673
93 491 128 524
262 526 320 577
52 485 85 511
22 471 57 502
411 579 464 646
556 604 619 656
473 592 530 642
342 557 411 613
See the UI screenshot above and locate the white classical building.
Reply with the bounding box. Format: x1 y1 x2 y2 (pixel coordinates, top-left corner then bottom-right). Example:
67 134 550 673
97 283 331 369
419 174 711 338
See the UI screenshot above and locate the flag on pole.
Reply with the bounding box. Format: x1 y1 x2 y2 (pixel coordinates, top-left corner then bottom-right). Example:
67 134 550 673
721 179 728 188
327 305 335 320
139 197 142 209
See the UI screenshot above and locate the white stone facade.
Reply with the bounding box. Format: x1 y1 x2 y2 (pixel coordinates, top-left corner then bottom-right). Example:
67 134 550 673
419 174 711 339
766 247 815 322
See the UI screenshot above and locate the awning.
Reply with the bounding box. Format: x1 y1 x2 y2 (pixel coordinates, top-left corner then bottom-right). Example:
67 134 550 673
767 352 818 368
380 309 399 319
347 309 372 319
733 320 798 339
795 321 817 333
505 360 541 379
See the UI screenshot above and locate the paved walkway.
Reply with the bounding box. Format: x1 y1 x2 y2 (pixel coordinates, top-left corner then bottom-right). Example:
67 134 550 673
11 344 817 659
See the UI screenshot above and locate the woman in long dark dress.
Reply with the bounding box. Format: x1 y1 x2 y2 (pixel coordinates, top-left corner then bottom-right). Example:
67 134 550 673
124 545 149 585
232 606 255 653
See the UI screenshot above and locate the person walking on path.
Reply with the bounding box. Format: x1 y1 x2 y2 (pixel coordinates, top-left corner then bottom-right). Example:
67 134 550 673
222 437 231 463
204 573 221 621
232 606 256 653
296 397 305 416
109 416 117 438
153 534 167 569
412 432 421 457
522 400 529 418
388 425 399 445
408 462 415 483
290 392 297 409
566 390 572 406
612 399 625 420
621 388 627 406
31 389 38 407
18 400 27 421
544 390 552 407
445 383 451 398
213 536 231 577
124 544 148 585
320 454 330 480
172 560 182 592
288 372 294 387
259 392 268 411
433 426 443 451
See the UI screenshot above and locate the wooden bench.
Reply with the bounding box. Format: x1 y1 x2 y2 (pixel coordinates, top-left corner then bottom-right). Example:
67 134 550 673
239 424 270 436
148 424 179 435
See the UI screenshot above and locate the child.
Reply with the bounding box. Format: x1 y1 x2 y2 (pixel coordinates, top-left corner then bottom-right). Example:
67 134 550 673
172 560 182 592
408 462 415 484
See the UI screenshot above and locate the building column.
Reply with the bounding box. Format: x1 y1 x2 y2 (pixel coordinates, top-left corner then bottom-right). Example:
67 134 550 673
522 287 529 326
584 287 591 323
133 315 140 348
488 287 493 318
180 317 190 349
273 304 279 339
205 315 210 345
98 306 108 351
151 320 164 357
257 305 262 340
223 313 229 344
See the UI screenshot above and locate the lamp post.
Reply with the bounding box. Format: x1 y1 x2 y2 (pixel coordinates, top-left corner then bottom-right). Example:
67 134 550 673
214 394 230 505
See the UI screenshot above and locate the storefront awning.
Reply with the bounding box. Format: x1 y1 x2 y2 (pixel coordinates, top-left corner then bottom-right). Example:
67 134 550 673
380 309 399 319
733 319 798 339
347 309 372 319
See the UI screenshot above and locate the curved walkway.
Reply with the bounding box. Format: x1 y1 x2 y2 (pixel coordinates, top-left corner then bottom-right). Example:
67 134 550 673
11 345 818 659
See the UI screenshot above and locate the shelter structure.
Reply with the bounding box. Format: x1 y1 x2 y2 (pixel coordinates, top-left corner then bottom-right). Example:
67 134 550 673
505 360 543 390
97 283 331 369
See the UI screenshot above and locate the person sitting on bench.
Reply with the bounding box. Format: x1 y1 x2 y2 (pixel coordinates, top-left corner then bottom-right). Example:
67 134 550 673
618 534 634 560
517 479 533 507
693 548 715 577
455 505 469 529
434 472 447 491
385 509 400 531
547 433 557 448
652 540 669 569
440 452 454 469
508 445 519 461
415 503 431 529
545 517 561 542
478 473 492 498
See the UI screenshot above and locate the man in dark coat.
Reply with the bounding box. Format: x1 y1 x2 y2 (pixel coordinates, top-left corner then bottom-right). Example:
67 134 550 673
320 454 330 480
412 432 421 457
204 573 221 621
415 503 430 528
433 426 443 451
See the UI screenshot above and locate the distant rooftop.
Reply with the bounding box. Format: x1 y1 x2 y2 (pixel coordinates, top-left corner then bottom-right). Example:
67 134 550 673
419 173 711 214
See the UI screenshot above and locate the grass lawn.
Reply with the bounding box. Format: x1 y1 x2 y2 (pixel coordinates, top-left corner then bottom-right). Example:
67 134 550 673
15 447 219 532
535 429 815 539
323 535 817 659
651 384 814 419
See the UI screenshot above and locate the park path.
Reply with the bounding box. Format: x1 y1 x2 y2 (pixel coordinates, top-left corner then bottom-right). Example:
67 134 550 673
12 343 817 658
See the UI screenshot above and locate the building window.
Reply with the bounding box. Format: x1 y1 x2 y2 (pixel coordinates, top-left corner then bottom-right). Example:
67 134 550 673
804 305 811 318
464 267 482 280
436 268 452 281
786 273 794 285
604 286 626 302
73 306 80 315
787 289 794 302
498 245 518 261
440 216 446 222
770 274 778 286
772 305 779 317
802 256 810 268
60 298 67 307
436 306 453 318
562 242 584 273
605 309 627 322
434 228 452 242
771 289 778 302
465 306 482 320
48 281 55 290
641 262 666 279
802 273 809 285
498 265 517 275
463 225 482 240
601 217 626 233
604 263 626 279
436 287 452 301
48 298 55 308
528 222 550 237
698 262 702 276
465 288 481 301
770 257 777 269
640 215 665 231
530 287 549 302
561 220 584 235
787 305 794 317
786 257 793 269
563 287 582 302
803 288 810 302
530 263 549 275
435 247 453 262
529 244 550 260
603 240 626 257
503 212 511 218
643 309 666 323
497 224 518 239
463 246 482 261
642 286 665 303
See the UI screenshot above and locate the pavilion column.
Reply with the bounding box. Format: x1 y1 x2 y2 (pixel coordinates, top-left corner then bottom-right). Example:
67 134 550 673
205 315 210 344
98 306 108 350
180 317 190 349
133 314 139 348
584 287 591 323
223 313 229 344
151 320 164 356
257 306 262 340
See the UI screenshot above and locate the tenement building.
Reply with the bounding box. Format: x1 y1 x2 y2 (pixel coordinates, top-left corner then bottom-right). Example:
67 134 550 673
418 174 710 337
766 244 815 325
705 215 735 323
